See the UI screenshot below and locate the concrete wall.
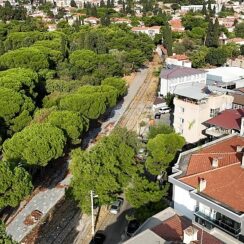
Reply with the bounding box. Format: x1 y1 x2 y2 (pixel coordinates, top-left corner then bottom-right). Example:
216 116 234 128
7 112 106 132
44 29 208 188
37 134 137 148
173 94 234 143
173 184 196 219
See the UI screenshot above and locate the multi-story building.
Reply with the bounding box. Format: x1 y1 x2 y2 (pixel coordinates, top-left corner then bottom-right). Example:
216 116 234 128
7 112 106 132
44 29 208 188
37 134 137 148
169 134 244 243
173 83 233 143
159 67 206 96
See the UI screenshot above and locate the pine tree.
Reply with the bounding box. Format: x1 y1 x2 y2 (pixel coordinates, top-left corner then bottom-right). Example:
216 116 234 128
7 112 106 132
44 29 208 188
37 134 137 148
202 1 207 15
205 19 214 47
212 18 220 47
163 22 173 56
207 0 212 11
100 0 105 7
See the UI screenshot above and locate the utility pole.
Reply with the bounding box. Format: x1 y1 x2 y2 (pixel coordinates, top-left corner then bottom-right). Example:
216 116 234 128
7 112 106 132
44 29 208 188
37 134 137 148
91 190 95 237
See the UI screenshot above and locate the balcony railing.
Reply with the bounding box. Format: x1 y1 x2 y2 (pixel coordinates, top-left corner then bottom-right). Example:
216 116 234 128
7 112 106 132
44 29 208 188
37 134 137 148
194 209 241 237
205 127 230 138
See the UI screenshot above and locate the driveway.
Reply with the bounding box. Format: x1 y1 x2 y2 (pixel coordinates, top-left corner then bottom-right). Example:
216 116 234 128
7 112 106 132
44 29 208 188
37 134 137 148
98 201 132 244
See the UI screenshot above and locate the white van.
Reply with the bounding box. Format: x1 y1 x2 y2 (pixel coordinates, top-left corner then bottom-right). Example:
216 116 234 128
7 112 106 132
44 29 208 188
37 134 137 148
158 107 171 114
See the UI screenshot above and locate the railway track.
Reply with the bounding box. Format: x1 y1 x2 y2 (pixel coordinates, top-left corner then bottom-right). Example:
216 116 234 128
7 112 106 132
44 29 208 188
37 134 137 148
118 54 161 131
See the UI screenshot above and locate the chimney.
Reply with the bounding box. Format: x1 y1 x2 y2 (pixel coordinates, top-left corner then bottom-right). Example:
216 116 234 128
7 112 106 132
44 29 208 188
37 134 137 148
199 178 207 192
236 145 243 152
183 226 198 244
240 117 244 137
212 158 219 168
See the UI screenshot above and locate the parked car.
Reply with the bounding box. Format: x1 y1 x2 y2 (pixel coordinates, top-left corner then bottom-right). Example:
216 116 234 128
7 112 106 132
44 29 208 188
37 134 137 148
158 107 171 114
109 197 124 214
90 232 106 244
126 219 140 237
154 112 161 119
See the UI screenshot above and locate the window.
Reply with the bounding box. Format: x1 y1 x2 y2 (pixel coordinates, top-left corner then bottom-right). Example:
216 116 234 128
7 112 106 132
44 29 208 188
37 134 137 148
179 118 184 124
179 107 184 113
210 108 220 118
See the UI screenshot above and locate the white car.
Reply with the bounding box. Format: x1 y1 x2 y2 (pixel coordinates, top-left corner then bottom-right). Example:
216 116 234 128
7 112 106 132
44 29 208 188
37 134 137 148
109 197 124 214
158 107 171 114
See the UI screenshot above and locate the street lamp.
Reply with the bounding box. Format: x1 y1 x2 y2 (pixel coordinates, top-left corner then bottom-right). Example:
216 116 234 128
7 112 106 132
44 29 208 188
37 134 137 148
90 190 98 237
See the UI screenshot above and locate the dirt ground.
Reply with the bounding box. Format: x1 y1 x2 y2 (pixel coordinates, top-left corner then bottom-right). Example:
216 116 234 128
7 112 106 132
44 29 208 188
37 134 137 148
118 52 162 132
22 198 81 244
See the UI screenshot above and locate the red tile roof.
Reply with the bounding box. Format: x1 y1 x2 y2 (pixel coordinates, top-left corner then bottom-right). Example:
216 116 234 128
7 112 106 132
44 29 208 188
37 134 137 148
151 214 223 243
205 109 244 130
169 18 185 32
168 54 189 61
180 135 244 212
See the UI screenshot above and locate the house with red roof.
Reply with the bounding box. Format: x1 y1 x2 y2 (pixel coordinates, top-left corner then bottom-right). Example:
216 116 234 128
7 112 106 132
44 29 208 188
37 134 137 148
168 134 244 243
131 26 161 38
165 53 192 68
169 18 185 32
124 207 224 244
203 108 244 139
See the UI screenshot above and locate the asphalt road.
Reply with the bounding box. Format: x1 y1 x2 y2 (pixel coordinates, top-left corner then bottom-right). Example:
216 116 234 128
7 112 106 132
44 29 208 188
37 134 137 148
99 201 132 244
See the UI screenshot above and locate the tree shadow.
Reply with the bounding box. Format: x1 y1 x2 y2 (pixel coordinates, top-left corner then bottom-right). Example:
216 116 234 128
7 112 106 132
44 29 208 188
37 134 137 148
22 198 81 244
102 208 133 244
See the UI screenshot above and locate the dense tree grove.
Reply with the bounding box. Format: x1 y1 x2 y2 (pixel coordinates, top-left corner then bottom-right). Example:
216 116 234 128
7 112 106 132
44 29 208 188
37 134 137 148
70 128 185 217
0 18 154 210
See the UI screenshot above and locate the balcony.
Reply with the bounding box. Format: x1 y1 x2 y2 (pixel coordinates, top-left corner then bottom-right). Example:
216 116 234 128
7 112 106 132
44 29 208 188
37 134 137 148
205 127 230 138
194 208 241 237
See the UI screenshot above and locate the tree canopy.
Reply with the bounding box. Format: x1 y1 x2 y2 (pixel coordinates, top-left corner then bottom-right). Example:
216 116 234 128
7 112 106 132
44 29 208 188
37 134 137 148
0 47 49 71
0 220 17 244
0 161 32 208
3 123 66 167
146 133 185 175
0 68 38 98
0 87 35 138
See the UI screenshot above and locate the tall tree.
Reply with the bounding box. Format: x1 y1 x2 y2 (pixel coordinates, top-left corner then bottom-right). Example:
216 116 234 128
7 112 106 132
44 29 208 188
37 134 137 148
3 124 66 167
202 1 207 15
70 128 138 213
205 19 214 47
0 220 17 243
162 22 173 56
212 18 220 47
146 133 185 175
0 161 33 208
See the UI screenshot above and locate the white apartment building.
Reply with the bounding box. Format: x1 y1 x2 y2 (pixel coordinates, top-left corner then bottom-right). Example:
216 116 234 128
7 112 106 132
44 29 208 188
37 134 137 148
159 67 206 96
169 134 244 243
131 26 161 38
180 4 222 13
173 83 233 143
